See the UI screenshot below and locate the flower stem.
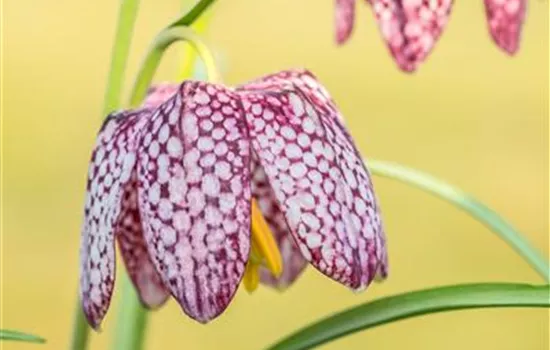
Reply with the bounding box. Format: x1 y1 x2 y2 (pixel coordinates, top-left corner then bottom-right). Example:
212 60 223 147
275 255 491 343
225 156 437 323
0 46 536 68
368 159 550 281
169 0 216 28
71 0 141 349
69 296 89 349
129 26 220 106
111 275 149 350
176 0 214 80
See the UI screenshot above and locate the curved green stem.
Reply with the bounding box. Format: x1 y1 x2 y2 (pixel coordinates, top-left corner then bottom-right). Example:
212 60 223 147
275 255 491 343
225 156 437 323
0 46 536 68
176 4 213 80
169 0 216 28
129 26 220 106
267 283 550 350
368 160 550 281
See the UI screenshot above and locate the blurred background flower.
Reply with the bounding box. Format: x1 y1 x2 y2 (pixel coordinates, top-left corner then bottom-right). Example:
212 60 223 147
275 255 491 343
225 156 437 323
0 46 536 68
334 0 527 72
1 0 547 349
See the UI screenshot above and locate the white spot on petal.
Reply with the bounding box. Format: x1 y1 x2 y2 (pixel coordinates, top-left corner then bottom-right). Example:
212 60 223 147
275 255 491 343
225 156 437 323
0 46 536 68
202 174 220 197
289 93 305 116
167 137 182 158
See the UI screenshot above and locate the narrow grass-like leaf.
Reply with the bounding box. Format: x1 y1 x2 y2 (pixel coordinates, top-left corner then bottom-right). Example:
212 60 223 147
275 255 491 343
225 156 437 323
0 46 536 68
101 0 142 115
0 329 46 343
368 160 550 281
267 283 550 350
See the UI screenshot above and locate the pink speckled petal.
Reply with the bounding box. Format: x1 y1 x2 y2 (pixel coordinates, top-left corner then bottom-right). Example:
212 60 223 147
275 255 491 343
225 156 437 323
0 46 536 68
238 70 387 290
137 81 251 323
239 69 388 284
290 70 389 282
116 173 170 308
370 0 454 72
484 0 526 55
251 156 308 288
335 0 356 44
80 109 150 329
115 85 184 310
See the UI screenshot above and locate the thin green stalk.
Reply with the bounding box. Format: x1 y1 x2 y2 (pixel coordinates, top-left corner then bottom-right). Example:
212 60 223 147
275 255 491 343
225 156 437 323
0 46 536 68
368 160 550 281
267 283 550 350
176 0 213 80
102 0 142 115
71 0 141 349
111 275 149 350
70 297 89 350
169 0 216 28
129 26 220 106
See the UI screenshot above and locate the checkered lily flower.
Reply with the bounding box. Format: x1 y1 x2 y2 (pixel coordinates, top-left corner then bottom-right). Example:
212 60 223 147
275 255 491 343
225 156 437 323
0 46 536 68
79 69 388 329
335 0 526 72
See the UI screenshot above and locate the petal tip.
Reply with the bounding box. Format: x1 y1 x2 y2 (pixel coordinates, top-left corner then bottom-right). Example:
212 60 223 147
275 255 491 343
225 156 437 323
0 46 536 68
498 43 520 56
81 304 102 331
335 34 350 45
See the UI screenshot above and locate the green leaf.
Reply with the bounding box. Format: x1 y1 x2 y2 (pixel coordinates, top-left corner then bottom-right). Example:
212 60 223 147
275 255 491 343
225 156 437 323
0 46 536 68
267 283 550 350
368 160 550 281
101 0 142 115
0 329 46 343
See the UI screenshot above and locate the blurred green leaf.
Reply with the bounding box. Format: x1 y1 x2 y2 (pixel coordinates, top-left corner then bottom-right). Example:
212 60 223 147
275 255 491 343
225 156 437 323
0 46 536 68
0 329 46 343
368 160 550 281
267 283 550 350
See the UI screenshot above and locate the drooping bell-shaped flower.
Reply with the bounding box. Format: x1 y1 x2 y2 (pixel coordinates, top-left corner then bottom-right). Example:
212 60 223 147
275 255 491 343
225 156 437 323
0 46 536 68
334 0 527 72
79 69 388 329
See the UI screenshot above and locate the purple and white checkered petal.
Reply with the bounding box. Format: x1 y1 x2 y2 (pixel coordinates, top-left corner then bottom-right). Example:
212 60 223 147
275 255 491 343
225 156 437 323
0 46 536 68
116 173 170 309
369 0 454 72
80 109 150 329
289 69 388 282
251 156 308 288
137 81 251 323
238 72 386 290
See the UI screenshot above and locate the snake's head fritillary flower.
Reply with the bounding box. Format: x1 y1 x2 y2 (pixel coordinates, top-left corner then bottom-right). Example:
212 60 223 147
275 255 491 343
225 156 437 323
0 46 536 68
335 1 528 72
79 69 388 329
484 0 526 55
334 0 453 72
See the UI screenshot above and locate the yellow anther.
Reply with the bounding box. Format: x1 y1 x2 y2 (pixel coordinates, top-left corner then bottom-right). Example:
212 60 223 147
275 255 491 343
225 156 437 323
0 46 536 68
243 262 260 293
251 199 283 278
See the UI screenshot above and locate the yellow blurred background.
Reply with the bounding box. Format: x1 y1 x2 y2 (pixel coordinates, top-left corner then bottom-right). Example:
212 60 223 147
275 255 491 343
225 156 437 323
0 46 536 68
2 0 548 349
